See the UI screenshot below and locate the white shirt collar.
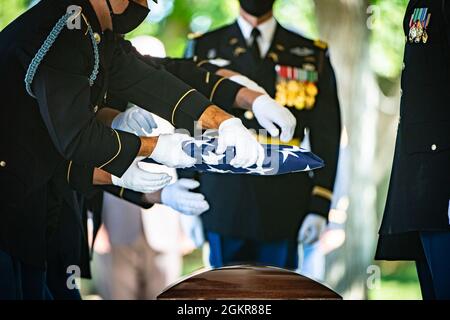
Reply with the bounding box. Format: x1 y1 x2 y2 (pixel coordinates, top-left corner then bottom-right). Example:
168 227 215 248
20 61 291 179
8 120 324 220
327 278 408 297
237 15 277 48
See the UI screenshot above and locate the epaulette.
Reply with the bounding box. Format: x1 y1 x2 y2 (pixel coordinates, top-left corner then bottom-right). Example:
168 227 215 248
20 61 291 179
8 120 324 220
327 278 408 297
313 39 328 50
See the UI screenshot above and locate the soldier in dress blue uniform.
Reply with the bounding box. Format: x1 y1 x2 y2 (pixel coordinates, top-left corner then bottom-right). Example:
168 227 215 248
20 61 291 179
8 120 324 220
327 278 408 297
185 0 341 270
0 0 275 299
376 0 450 300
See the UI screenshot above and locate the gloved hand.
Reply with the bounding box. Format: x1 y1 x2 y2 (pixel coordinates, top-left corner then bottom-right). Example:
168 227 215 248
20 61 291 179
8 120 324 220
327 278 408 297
111 157 172 193
111 106 157 136
252 95 297 142
229 75 268 95
161 179 210 216
298 213 327 245
216 118 265 168
149 133 197 168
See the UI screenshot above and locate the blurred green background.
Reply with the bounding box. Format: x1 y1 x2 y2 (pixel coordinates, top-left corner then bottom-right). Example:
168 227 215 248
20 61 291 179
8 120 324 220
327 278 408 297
0 0 420 300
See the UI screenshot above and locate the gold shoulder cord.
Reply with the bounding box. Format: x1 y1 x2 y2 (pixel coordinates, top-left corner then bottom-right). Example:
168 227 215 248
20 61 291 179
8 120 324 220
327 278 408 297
171 89 197 125
98 130 122 169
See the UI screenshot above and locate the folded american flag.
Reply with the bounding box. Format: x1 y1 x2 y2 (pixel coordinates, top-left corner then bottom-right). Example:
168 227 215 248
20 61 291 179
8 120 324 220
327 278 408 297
143 137 324 176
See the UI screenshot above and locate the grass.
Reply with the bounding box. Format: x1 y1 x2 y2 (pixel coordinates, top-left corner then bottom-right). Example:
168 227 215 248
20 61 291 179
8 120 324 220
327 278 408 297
368 261 422 300
182 249 206 276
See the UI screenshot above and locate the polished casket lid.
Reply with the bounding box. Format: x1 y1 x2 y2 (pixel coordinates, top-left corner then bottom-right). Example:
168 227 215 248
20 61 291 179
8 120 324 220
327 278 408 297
158 266 342 300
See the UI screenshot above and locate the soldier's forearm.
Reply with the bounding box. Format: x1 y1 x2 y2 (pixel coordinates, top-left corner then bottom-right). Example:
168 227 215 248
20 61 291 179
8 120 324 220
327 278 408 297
138 136 159 157
215 69 265 110
93 168 112 185
96 107 121 126
197 105 234 129
124 106 232 159
234 87 264 111
143 189 163 205
216 68 240 78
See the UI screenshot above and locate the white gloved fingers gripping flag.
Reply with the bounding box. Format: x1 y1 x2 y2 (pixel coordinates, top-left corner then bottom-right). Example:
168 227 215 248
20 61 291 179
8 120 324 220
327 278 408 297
143 133 324 176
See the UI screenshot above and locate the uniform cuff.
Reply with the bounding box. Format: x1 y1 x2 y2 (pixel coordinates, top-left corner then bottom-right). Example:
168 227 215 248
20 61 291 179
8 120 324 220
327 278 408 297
99 130 141 177
66 161 99 198
171 89 212 134
210 78 243 112
102 185 154 209
308 186 333 218
197 62 220 73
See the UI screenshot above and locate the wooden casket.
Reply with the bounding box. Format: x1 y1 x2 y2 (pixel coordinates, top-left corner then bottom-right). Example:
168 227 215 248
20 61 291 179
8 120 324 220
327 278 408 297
157 266 342 300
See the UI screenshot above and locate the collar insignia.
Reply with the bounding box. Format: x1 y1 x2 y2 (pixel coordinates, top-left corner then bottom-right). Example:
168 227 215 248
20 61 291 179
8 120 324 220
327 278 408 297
233 47 247 57
229 37 239 45
276 44 286 51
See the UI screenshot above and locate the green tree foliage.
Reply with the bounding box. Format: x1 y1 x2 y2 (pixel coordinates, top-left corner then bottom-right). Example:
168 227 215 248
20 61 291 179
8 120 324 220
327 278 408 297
369 0 409 78
0 0 31 29
128 0 240 57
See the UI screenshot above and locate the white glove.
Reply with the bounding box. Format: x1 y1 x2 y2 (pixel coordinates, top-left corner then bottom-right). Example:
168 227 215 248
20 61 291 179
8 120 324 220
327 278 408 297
229 75 268 95
149 133 197 168
298 213 327 245
111 106 157 136
252 95 297 142
216 118 265 168
111 157 172 193
161 179 210 216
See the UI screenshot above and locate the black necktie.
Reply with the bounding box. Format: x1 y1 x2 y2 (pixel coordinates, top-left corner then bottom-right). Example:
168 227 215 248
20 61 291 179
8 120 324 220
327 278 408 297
250 28 262 62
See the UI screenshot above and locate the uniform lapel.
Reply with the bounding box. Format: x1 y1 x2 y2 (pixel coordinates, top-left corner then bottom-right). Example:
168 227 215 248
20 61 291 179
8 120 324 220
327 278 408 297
227 22 261 74
263 23 284 65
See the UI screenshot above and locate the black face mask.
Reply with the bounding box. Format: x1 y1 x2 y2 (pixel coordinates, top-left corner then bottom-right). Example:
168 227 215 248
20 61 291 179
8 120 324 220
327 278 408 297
105 0 151 34
239 0 275 17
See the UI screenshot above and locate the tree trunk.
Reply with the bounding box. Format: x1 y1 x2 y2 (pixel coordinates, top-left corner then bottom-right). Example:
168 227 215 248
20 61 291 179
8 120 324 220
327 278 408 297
313 0 384 299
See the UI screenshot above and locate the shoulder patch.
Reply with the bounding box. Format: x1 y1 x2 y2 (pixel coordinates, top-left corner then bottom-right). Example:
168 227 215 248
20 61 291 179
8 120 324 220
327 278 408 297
314 39 328 50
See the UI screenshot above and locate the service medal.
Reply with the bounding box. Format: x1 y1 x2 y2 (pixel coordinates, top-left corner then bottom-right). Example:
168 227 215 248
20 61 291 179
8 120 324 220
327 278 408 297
415 22 423 43
409 8 431 44
275 65 319 110
422 13 431 43
409 25 417 42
